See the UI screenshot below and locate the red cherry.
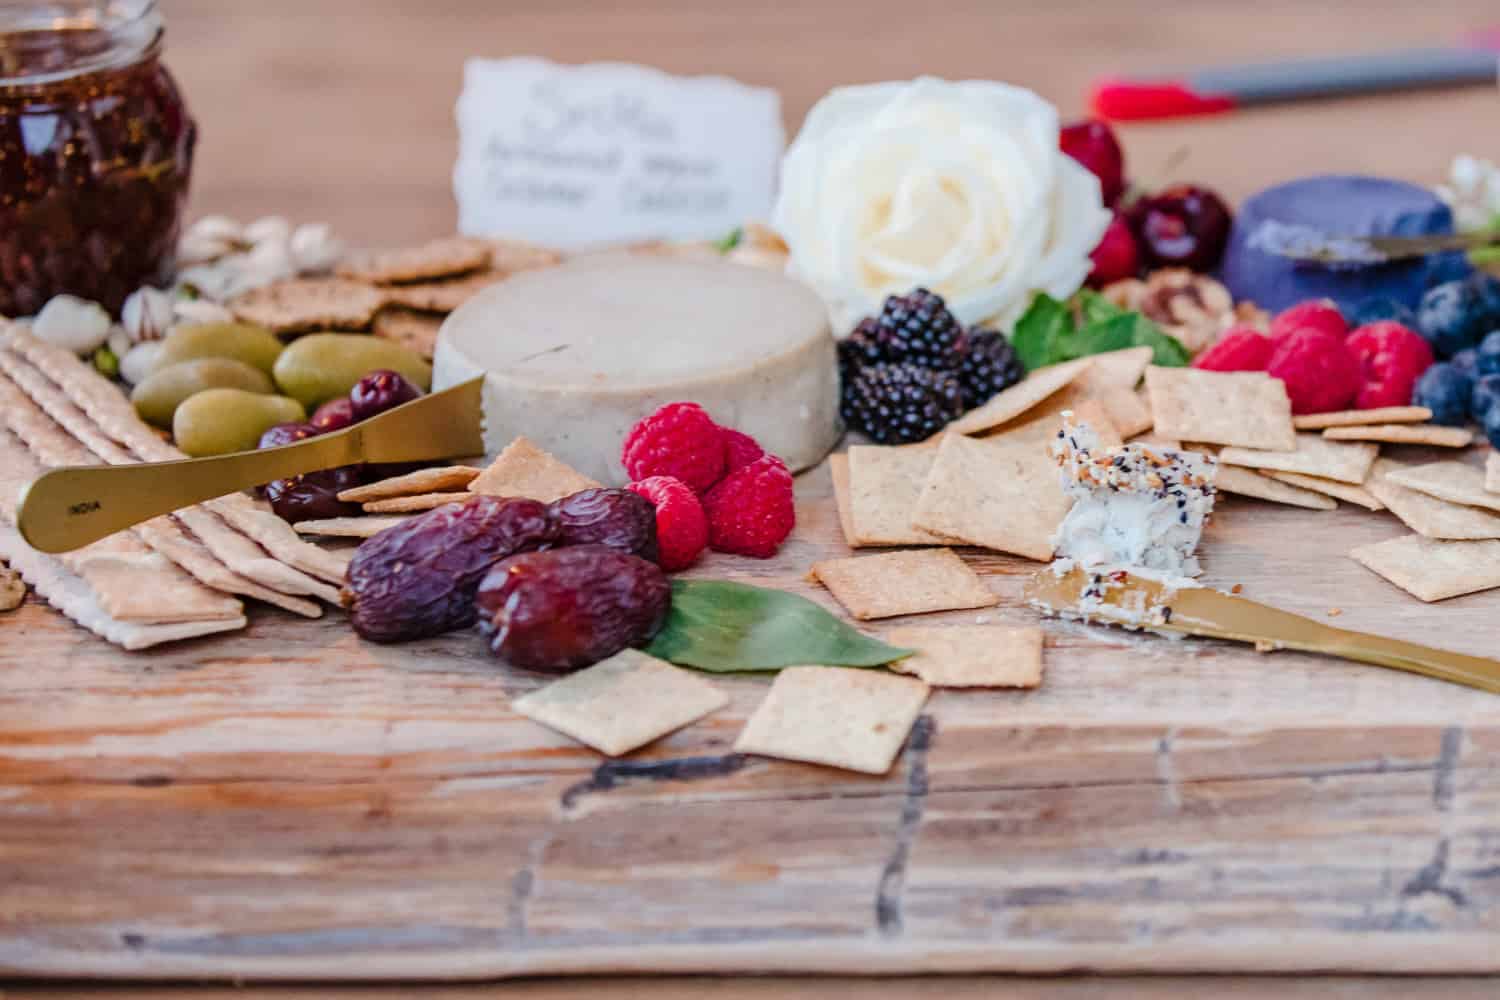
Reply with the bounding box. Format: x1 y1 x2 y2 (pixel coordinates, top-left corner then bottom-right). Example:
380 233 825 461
1126 184 1232 273
1270 300 1347 342
1060 120 1126 207
1085 214 1139 288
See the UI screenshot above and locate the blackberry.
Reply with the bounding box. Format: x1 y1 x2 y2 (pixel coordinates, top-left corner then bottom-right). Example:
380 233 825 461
955 329 1026 408
837 317 886 384
842 362 964 445
875 287 964 368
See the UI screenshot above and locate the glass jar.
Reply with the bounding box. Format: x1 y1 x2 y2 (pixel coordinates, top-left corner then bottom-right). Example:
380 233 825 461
0 0 195 317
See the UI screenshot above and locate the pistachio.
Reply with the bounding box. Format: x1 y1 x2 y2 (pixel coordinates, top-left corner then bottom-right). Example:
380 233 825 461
289 222 344 273
119 341 165 386
122 286 176 343
244 215 292 246
32 294 112 354
172 298 236 326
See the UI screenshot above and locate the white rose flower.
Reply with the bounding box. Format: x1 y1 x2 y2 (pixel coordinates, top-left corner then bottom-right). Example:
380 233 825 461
772 76 1111 332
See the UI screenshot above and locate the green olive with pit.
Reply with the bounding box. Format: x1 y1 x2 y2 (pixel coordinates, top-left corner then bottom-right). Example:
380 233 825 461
130 358 275 428
151 322 285 376
272 333 433 409
172 389 307 457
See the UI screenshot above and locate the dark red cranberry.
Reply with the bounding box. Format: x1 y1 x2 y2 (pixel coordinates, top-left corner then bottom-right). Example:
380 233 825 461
1126 184 1233 273
258 421 319 450
265 466 365 524
1086 213 1140 287
1060 119 1126 207
310 396 358 432
350 370 421 422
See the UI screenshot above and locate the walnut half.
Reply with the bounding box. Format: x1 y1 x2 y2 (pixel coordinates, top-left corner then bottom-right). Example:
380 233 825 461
1102 268 1253 356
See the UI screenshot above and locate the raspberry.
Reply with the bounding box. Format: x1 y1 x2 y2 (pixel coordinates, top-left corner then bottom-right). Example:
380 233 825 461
1345 321 1435 410
1269 300 1347 342
1193 325 1274 372
721 427 766 476
621 402 726 493
1265 328 1361 415
702 455 795 558
627 476 709 572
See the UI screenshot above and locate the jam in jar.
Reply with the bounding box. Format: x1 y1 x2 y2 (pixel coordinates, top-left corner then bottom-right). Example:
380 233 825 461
0 0 195 317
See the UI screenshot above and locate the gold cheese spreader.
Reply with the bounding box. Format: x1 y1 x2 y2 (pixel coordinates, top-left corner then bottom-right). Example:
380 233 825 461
17 377 485 554
1025 564 1500 695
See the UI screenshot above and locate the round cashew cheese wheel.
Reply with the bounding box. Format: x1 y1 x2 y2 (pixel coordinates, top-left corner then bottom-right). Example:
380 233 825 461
432 253 841 485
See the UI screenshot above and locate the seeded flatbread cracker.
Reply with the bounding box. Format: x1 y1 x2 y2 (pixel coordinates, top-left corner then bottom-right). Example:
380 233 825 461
1367 459 1500 540
1219 433 1377 485
1323 424 1474 447
1386 461 1500 513
949 358 1092 436
362 491 474 514
229 278 387 334
379 270 508 313
828 452 856 546
884 625 1044 688
1264 471 1384 511
1351 534 1500 602
336 236 492 285
1144 367 1296 451
1489 452 1500 494
372 306 443 359
1215 465 1337 510
293 515 412 539
911 433 1071 561
512 649 727 757
470 436 600 503
846 444 947 546
811 548 998 621
733 666 930 775
338 465 483 503
1293 406 1433 430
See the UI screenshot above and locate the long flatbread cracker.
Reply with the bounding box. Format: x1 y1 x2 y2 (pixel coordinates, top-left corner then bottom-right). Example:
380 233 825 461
1293 406 1433 430
1214 466 1336 510
1263 470 1384 511
1323 424 1473 448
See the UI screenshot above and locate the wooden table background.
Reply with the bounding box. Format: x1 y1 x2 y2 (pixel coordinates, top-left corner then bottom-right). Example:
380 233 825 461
12 0 1500 995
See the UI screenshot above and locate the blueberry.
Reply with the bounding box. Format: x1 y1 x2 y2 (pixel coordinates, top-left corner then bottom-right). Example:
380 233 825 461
1451 348 1480 374
1417 281 1483 358
1478 331 1500 376
1425 251 1473 289
1413 362 1473 426
1485 404 1500 449
1472 374 1500 423
1350 296 1417 329
1467 272 1500 328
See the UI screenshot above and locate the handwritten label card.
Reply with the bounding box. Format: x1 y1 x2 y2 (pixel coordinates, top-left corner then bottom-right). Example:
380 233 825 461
454 58 784 249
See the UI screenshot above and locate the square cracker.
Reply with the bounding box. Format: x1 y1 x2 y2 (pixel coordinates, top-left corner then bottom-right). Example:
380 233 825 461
1386 461 1500 513
1350 534 1500 602
1324 424 1473 448
987 395 1123 451
362 491 474 514
811 548 998 621
470 436 600 503
1293 406 1432 430
1145 367 1295 451
339 465 483 503
1215 466 1336 510
1489 451 1500 494
293 515 411 538
846 444 947 546
828 452 856 546
229 278 387 334
372 306 443 359
885 625 1044 688
336 236 492 285
949 358 1092 435
1264 471 1384 511
911 433 1071 561
1219 433 1377 485
981 348 1152 444
733 666 929 775
512 649 728 757
1366 459 1500 540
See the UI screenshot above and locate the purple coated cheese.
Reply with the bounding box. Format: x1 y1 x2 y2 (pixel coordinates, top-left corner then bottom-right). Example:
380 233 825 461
1221 175 1463 315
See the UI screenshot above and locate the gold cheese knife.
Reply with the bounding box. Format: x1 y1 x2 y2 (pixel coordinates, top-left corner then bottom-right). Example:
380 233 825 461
17 377 485 554
1025 564 1500 694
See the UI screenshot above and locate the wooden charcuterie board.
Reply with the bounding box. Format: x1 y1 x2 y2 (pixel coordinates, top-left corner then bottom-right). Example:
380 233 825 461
3 457 1500 979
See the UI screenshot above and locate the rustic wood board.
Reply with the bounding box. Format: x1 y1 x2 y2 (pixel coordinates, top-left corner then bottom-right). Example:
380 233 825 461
4 450 1500 980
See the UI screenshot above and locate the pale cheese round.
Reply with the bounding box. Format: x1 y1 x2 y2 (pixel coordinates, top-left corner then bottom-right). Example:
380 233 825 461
433 253 841 485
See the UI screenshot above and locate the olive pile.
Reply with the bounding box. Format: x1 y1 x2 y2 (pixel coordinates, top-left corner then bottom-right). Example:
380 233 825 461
129 322 431 457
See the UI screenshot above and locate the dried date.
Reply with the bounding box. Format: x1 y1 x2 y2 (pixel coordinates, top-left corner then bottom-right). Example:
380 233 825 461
548 488 658 562
476 545 670 672
265 465 364 524
343 495 558 643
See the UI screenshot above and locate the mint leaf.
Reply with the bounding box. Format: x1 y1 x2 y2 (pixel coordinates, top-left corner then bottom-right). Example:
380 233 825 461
1008 290 1190 370
1010 293 1074 370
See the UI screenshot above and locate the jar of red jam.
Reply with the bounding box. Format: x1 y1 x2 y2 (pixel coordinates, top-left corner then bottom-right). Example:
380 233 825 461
0 0 195 317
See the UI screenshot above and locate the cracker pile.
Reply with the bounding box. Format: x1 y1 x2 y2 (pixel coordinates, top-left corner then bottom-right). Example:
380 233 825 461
228 236 563 358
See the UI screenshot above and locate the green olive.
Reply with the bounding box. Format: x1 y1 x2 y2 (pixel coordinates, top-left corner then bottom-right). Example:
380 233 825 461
152 322 285 376
172 388 306 457
272 333 433 409
131 358 275 428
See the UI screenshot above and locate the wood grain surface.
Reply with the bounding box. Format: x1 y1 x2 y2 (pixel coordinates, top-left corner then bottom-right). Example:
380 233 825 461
9 0 1500 993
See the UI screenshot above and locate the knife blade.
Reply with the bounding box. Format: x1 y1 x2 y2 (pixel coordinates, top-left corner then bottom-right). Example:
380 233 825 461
17 377 486 554
1265 226 1500 264
1024 564 1500 694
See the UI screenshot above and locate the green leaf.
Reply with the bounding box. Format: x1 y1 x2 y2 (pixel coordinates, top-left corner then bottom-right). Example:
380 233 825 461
644 579 913 673
1074 308 1191 368
1009 293 1074 370
714 226 744 253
